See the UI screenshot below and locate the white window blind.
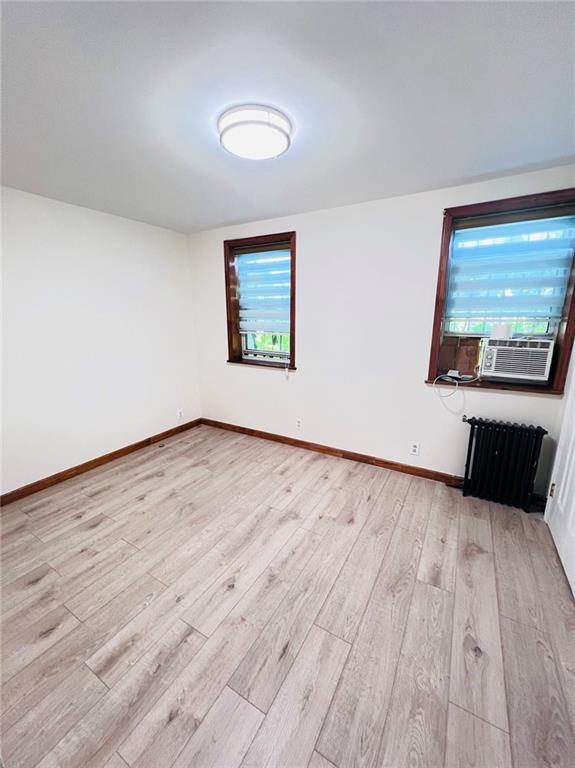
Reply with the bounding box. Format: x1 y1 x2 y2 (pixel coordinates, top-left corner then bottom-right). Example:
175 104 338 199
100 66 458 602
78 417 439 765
445 215 575 333
237 248 291 335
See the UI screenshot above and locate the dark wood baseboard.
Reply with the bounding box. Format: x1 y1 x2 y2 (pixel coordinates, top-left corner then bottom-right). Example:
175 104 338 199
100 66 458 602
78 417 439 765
1 416 462 507
0 419 202 506
201 418 463 487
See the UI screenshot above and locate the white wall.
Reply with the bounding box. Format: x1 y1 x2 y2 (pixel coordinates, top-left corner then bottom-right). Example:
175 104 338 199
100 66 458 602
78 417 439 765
2 188 201 493
190 165 575 487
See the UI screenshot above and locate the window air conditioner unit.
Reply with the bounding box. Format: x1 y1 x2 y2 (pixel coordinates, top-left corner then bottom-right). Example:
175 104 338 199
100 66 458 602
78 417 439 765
480 338 554 383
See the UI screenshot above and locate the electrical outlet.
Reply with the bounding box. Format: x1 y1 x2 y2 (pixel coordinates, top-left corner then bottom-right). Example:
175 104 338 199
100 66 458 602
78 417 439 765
409 442 420 456
296 418 303 431
178 410 184 421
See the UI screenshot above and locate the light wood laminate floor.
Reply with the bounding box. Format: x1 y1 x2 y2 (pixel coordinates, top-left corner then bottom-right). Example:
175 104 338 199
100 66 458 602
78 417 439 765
1 425 574 768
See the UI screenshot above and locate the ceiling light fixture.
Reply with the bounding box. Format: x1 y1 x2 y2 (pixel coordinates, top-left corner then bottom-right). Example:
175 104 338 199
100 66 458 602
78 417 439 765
218 105 292 160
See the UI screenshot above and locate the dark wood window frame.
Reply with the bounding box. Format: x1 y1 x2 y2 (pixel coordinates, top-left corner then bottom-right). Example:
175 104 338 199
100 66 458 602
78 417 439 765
224 231 296 370
427 188 575 395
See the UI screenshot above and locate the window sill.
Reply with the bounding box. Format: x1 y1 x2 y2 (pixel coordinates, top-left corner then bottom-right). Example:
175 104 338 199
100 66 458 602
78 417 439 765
425 378 563 396
227 359 297 371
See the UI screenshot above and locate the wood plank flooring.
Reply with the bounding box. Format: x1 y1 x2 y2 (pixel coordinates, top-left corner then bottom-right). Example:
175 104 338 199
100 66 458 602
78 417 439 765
1 425 574 768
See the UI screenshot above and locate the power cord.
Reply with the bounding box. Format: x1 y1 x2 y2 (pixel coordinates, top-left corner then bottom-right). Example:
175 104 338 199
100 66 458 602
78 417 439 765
433 369 480 398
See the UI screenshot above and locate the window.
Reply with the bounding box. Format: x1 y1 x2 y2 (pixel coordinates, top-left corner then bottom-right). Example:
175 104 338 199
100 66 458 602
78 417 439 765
224 231 296 369
428 188 575 393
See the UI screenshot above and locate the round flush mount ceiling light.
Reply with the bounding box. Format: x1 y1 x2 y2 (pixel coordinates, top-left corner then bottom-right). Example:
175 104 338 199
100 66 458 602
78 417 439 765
217 105 292 160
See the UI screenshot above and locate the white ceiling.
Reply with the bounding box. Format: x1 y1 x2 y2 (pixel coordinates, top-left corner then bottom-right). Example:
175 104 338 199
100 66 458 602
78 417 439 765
3 2 574 233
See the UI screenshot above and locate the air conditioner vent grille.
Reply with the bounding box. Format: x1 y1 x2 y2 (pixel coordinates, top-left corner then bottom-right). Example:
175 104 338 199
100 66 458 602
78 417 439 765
487 339 552 349
493 349 549 375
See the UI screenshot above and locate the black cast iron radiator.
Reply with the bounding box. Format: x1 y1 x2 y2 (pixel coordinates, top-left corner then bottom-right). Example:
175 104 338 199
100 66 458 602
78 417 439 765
462 417 547 511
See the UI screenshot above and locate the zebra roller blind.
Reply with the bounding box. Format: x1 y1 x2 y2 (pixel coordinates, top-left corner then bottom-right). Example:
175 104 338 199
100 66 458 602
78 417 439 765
237 247 291 336
445 215 575 335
